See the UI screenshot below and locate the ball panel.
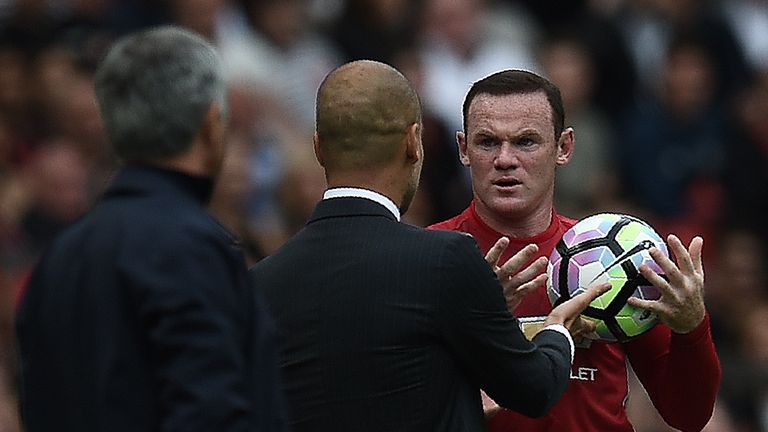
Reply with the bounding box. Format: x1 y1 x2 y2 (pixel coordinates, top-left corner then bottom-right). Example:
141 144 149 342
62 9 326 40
616 303 658 338
562 213 621 246
589 278 627 310
635 284 660 301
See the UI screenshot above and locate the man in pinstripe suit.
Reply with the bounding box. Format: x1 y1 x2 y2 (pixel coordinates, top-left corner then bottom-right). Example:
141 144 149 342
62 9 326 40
250 60 607 432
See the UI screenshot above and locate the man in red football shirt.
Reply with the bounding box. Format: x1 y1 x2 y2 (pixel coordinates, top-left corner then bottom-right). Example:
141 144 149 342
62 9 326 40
429 70 721 431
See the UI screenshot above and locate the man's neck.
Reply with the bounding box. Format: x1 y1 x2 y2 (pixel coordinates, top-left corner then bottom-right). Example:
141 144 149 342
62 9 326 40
473 199 554 239
326 172 403 213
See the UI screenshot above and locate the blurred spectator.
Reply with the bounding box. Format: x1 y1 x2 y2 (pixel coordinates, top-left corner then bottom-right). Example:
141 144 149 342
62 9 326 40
707 228 768 431
726 70 768 243
618 34 729 241
219 0 341 128
393 47 471 224
0 44 36 143
330 0 421 64
538 33 619 219
274 149 325 241
556 2 639 123
418 0 539 132
53 0 117 71
224 81 314 256
0 0 58 56
720 301 768 432
512 0 589 32
619 0 751 100
0 1 767 430
209 137 265 264
723 0 768 72
708 229 768 349
0 376 20 432
14 141 90 257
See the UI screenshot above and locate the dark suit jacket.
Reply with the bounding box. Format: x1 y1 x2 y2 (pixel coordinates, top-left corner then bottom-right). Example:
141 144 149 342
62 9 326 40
16 166 286 432
250 196 572 432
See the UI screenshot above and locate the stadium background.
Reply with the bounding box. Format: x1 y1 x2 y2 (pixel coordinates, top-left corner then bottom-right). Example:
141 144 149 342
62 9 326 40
0 0 766 430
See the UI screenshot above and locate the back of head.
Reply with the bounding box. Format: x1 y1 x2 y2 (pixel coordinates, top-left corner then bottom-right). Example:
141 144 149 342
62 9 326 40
315 60 421 171
462 70 564 139
94 26 225 163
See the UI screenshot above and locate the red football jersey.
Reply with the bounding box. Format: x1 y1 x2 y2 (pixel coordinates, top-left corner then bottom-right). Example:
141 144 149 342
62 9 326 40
429 202 721 432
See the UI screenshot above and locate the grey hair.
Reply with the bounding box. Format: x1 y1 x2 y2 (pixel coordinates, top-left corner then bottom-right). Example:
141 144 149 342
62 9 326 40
94 26 227 162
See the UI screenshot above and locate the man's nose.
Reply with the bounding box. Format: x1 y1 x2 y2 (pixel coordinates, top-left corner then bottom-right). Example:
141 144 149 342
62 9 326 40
494 142 518 169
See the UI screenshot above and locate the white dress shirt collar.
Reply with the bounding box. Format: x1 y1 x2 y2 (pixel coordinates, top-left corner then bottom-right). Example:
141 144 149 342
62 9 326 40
323 187 401 221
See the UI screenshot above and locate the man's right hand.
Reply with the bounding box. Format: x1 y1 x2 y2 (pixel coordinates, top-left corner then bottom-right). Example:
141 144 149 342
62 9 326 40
545 282 611 338
485 238 548 313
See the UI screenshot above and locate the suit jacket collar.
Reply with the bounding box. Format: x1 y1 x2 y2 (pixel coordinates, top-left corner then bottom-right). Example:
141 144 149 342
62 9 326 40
308 197 398 224
103 165 215 205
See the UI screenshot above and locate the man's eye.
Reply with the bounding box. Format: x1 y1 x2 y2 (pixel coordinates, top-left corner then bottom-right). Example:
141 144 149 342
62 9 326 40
518 137 536 147
479 137 497 147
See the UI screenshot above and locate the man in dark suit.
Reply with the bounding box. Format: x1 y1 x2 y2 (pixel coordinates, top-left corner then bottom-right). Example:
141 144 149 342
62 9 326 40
15 27 286 431
250 60 608 431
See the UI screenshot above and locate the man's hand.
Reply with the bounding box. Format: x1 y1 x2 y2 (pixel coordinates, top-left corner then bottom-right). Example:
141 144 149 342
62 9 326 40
627 234 706 334
545 282 611 336
485 237 548 313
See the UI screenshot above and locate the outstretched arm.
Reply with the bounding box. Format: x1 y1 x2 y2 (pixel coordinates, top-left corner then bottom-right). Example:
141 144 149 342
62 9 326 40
625 235 721 432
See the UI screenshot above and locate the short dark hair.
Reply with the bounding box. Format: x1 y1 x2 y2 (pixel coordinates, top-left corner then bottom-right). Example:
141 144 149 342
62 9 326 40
462 70 565 139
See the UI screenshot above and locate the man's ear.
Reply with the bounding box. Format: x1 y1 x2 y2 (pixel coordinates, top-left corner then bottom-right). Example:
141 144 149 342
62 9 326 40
313 132 325 167
556 127 575 166
457 131 470 166
405 122 421 164
200 102 227 173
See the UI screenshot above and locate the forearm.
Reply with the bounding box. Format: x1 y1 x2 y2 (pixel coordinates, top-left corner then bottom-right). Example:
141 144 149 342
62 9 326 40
628 315 721 431
483 329 571 418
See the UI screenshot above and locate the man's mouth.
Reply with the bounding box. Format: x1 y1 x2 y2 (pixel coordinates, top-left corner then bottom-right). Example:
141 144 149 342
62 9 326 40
493 178 521 188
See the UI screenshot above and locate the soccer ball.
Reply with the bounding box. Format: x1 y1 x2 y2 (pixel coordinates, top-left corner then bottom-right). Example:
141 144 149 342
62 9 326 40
546 213 668 342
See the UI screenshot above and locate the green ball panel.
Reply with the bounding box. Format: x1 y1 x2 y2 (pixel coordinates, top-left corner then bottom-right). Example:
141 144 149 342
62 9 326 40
616 222 644 245
607 265 627 279
616 304 658 337
589 278 627 309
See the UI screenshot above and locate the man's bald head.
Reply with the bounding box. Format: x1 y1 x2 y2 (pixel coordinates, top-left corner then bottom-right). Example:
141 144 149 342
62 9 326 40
315 60 421 171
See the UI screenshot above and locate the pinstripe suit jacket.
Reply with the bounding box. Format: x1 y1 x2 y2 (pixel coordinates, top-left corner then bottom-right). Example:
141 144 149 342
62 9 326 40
250 197 572 432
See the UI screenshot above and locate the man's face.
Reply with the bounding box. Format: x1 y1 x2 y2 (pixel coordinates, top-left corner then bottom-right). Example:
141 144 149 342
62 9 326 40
459 91 570 223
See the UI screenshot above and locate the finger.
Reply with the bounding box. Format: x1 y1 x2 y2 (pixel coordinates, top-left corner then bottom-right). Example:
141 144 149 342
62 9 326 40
485 237 510 267
556 282 611 317
497 244 539 278
506 256 547 287
667 234 694 276
648 246 682 284
638 263 673 295
689 236 704 277
627 296 666 316
579 281 612 305
507 273 547 299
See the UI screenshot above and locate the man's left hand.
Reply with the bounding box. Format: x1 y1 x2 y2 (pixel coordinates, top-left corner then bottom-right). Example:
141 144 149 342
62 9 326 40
627 234 706 334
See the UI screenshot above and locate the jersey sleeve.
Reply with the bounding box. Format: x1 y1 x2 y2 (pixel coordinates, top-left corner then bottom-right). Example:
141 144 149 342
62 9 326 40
624 315 721 432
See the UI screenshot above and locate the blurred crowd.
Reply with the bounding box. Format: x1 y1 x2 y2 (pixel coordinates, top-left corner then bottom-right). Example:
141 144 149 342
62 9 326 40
1 0 768 430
